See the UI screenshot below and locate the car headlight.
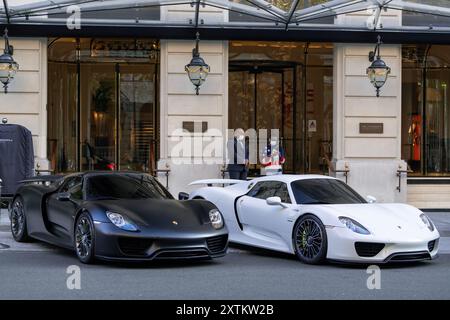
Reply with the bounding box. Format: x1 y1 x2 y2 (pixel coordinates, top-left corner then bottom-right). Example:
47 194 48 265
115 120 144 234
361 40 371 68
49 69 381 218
209 209 224 229
106 211 138 232
338 216 370 235
420 213 435 232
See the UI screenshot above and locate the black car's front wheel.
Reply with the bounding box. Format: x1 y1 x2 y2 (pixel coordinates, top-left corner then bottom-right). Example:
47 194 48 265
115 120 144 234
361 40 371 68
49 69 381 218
10 197 31 242
75 213 96 264
293 214 327 264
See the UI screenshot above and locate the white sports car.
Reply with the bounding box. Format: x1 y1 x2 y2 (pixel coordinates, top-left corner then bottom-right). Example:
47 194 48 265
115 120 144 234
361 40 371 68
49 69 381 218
186 175 440 264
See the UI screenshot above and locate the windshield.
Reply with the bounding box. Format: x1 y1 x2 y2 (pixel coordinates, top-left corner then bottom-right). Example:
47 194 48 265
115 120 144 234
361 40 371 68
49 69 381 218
291 179 366 205
86 173 173 200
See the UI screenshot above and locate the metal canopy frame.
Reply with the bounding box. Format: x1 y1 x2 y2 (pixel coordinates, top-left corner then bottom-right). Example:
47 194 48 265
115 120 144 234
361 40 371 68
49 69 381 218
1 0 450 40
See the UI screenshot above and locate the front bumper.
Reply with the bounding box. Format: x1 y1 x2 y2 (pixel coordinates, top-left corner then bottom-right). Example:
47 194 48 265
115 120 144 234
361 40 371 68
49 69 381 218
93 222 228 261
326 226 440 264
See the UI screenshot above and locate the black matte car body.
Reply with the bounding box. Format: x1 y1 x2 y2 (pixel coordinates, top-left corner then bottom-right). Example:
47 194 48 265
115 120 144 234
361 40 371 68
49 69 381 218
9 172 228 263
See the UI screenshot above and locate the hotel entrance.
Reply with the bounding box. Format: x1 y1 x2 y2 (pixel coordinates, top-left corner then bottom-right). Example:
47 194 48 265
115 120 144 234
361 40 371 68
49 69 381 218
229 60 297 173
47 38 159 174
229 41 333 175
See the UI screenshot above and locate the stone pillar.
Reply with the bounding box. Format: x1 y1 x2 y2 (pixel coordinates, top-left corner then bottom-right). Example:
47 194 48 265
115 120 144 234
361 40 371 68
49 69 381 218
157 5 228 197
333 8 406 203
0 38 50 171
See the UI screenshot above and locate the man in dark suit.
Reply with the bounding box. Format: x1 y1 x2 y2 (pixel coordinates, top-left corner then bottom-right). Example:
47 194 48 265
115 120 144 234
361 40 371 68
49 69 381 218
227 128 249 180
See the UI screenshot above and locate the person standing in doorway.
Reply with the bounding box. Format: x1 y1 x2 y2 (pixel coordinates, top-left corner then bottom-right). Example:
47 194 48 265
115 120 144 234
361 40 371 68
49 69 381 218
261 137 285 176
227 128 249 180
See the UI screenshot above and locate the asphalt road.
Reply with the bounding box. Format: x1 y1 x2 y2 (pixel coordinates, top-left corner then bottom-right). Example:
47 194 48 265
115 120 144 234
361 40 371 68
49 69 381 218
0 211 450 300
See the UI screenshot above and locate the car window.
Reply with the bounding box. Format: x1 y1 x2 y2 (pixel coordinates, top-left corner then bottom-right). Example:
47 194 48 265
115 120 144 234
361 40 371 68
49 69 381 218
246 182 262 197
291 179 366 204
274 183 291 204
247 181 291 203
85 173 174 200
69 183 83 200
60 176 82 193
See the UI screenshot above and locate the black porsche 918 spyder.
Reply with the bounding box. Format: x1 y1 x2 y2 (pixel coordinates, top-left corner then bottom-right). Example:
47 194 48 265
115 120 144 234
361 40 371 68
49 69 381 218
9 172 228 264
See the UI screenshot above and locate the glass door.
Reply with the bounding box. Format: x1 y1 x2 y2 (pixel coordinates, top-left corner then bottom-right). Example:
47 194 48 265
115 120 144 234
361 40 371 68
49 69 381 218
255 70 283 174
256 71 283 129
47 38 160 174
79 63 158 172
229 64 296 174
228 70 255 131
304 66 333 174
119 64 157 172
47 62 78 172
80 63 117 171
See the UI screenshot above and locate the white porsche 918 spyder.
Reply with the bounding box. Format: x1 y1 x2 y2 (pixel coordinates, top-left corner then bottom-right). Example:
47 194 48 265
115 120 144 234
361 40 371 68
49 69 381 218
186 175 440 264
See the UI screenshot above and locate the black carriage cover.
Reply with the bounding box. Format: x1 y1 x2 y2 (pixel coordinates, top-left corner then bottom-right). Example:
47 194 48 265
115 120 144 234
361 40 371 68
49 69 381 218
0 124 34 195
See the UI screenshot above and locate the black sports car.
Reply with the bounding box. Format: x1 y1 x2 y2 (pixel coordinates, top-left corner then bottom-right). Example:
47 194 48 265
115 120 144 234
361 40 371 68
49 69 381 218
9 172 228 264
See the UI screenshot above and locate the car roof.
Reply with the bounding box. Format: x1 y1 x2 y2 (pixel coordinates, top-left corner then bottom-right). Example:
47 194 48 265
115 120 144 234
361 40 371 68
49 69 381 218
61 172 334 184
63 171 153 179
83 171 147 176
251 174 337 184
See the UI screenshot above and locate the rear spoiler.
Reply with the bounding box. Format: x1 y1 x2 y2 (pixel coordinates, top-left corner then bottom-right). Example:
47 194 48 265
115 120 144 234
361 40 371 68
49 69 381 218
19 175 64 185
189 179 244 186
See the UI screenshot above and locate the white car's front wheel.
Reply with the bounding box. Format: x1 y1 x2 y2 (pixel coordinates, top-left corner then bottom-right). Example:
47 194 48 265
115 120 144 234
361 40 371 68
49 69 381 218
293 214 327 264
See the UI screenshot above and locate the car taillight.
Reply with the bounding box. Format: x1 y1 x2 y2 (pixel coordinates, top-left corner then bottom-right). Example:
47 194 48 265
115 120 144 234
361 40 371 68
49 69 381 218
106 163 115 170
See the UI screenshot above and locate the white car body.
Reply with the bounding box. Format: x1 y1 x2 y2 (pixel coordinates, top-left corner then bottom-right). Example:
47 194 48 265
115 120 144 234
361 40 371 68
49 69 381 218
188 175 440 263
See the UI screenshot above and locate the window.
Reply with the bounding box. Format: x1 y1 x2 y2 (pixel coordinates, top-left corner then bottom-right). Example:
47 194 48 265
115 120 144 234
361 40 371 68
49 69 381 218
229 41 333 174
402 44 450 176
58 176 83 200
290 179 366 205
60 176 82 193
70 184 83 200
47 38 159 174
247 181 291 203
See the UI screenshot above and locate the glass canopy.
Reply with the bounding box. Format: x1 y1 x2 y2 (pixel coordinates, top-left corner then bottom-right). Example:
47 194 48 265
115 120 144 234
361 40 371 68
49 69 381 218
0 0 449 32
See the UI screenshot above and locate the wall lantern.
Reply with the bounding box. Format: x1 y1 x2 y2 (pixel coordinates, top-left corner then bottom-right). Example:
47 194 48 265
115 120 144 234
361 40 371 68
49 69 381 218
366 35 390 97
185 32 210 95
0 28 19 94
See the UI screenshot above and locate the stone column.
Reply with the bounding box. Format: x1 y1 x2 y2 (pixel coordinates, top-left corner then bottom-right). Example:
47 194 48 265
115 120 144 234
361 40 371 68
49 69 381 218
0 38 50 171
333 8 406 203
158 5 228 196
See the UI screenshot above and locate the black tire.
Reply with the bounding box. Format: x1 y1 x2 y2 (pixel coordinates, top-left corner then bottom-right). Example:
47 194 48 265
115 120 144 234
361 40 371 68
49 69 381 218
293 214 327 265
74 212 96 264
10 196 31 242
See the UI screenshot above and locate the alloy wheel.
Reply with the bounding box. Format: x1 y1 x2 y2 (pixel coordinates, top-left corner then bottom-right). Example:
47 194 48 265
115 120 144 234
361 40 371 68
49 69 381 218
295 218 324 260
75 217 93 259
11 200 25 238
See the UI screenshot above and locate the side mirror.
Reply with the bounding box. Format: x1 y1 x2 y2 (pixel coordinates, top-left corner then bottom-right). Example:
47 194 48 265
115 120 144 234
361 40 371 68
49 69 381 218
266 196 288 208
56 192 71 202
366 195 377 204
178 192 189 200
